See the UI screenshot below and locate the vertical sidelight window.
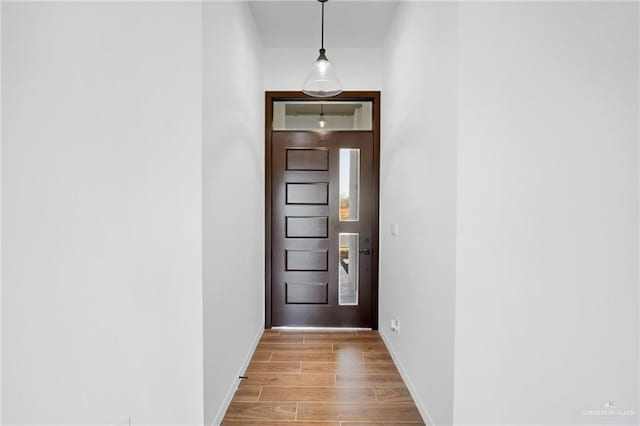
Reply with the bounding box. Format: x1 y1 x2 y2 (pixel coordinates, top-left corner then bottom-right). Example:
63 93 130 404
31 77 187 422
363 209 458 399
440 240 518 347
339 149 360 221
339 233 359 306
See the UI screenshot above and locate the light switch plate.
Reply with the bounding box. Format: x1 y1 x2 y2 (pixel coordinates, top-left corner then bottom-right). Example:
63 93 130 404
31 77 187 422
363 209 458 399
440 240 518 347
391 224 399 237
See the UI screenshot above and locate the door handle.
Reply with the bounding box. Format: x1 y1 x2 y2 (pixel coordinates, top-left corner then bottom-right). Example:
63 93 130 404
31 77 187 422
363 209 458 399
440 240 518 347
359 249 372 255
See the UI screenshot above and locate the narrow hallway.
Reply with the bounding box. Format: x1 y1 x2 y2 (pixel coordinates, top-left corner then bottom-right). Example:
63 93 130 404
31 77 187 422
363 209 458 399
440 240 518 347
222 330 424 424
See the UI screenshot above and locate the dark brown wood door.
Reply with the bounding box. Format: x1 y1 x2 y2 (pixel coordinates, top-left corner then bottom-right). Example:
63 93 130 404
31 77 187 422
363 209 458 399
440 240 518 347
271 131 374 327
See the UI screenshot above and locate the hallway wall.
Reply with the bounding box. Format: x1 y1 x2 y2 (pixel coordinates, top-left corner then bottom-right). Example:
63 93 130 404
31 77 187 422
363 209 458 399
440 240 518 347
454 2 639 424
381 2 639 425
380 3 458 425
1 4 3 420
202 3 265 425
1 2 204 424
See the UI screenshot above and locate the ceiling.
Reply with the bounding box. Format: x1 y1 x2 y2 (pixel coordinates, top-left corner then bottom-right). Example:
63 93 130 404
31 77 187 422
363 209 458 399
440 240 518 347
249 1 398 48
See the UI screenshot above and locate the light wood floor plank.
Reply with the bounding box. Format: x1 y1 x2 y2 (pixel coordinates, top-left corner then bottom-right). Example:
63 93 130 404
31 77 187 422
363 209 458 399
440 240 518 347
271 352 340 362
297 402 423 422
336 374 405 387
247 362 302 374
278 331 358 337
362 352 392 362
240 373 336 387
261 335 306 343
223 422 339 426
374 386 414 403
272 351 366 364
260 386 377 403
258 343 333 352
302 362 398 375
304 335 382 343
252 351 273 362
354 330 380 336
342 422 425 425
224 402 297 421
233 386 262 402
332 342 387 352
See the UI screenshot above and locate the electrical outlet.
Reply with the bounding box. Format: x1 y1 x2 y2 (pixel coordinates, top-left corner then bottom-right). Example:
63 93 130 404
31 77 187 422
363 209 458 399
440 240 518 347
390 319 399 333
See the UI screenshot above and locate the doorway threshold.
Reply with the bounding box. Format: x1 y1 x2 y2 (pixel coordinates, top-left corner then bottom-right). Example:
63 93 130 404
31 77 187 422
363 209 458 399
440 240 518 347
271 326 372 331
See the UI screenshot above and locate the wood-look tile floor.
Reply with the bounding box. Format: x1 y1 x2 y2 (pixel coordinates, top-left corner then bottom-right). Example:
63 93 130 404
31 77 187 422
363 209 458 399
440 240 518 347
222 330 426 425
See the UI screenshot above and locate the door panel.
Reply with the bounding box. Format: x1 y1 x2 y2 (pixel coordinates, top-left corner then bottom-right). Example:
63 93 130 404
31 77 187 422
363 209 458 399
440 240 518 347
285 250 328 271
286 183 329 205
286 148 329 171
286 216 328 238
286 282 328 304
271 131 374 327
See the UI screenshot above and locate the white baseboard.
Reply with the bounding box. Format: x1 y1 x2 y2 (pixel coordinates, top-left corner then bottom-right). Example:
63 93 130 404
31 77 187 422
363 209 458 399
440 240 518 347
211 323 264 426
379 330 435 426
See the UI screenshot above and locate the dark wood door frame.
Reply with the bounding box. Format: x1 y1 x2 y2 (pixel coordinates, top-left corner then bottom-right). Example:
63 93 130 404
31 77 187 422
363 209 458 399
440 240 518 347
265 91 381 329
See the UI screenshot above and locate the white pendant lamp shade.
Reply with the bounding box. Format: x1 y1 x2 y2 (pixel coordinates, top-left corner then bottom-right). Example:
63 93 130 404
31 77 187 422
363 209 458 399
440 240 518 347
302 0 343 97
302 49 343 97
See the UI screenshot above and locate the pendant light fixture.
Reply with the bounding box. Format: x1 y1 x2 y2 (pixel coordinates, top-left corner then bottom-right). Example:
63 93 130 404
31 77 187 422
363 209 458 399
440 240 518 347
302 0 343 97
318 104 327 128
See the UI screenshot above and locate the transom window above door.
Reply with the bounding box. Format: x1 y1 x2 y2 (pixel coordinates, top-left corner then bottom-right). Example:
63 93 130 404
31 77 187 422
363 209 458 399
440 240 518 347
272 101 373 131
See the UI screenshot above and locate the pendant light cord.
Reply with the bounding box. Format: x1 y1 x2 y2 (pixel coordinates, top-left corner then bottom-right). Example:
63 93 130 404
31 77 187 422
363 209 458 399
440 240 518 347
321 1 325 50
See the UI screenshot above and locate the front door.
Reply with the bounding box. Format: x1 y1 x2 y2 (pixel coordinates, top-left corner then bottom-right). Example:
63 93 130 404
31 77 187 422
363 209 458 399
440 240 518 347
270 130 376 327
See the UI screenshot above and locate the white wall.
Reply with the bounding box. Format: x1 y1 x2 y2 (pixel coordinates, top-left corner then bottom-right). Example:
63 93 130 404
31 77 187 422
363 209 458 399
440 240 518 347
380 3 457 425
202 3 265 425
263 47 382 91
0 2 3 421
454 2 639 425
2 3 204 424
